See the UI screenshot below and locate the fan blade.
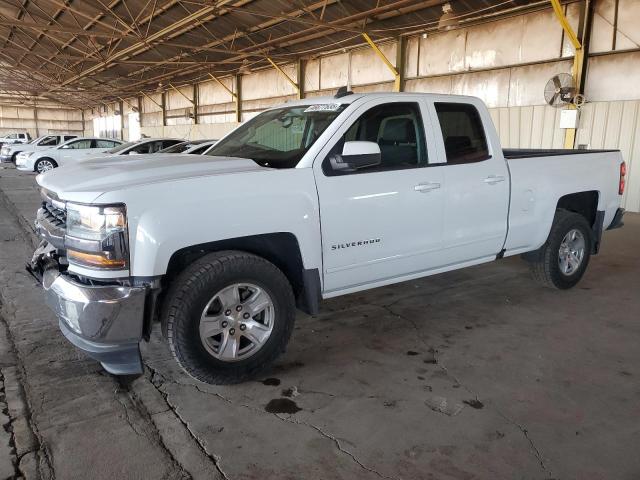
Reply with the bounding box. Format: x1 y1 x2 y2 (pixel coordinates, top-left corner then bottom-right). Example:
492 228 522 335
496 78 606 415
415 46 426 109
550 92 560 105
552 76 561 89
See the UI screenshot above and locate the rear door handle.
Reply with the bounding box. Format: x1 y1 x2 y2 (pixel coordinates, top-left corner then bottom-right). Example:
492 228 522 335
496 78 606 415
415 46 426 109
414 182 441 193
484 175 506 185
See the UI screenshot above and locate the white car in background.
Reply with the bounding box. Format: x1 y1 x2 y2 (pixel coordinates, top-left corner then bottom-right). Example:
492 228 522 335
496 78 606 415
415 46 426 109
1 134 78 163
157 139 218 155
17 137 123 173
84 138 184 159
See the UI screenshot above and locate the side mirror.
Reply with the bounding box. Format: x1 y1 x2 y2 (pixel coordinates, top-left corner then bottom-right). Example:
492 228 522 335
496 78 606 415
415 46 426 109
128 150 140 155
330 141 381 172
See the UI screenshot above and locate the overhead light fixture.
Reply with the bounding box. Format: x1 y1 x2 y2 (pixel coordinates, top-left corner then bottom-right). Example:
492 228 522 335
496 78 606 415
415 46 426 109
437 3 457 31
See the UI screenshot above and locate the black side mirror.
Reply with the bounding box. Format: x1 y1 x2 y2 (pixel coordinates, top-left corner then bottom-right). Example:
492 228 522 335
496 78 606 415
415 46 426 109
330 141 381 172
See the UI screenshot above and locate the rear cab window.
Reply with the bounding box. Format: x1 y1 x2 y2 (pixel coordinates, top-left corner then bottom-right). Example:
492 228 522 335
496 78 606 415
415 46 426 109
434 102 489 164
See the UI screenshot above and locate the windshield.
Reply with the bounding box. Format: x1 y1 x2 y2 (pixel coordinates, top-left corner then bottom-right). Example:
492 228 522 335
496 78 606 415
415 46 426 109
206 104 346 168
106 141 136 154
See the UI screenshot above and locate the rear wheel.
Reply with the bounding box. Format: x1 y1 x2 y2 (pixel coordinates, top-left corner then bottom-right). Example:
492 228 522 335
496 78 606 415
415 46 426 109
163 251 296 384
528 210 592 289
34 158 57 173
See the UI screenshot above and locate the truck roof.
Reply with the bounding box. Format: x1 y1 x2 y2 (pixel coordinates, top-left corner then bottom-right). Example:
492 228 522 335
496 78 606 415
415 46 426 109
279 91 481 109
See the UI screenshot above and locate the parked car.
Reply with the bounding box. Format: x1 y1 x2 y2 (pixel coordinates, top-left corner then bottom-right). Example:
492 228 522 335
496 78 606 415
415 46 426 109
1 134 78 163
0 132 31 148
30 92 626 384
17 137 124 173
157 139 218 155
83 138 183 159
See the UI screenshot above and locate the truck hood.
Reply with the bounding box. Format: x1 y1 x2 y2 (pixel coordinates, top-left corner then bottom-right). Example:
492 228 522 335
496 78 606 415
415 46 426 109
37 154 266 203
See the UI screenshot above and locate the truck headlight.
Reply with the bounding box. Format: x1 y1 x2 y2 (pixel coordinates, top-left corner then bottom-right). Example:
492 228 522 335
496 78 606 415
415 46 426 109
65 203 129 270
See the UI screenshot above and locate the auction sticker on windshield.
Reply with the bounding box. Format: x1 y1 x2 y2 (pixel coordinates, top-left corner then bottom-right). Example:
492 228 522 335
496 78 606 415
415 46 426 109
304 104 341 112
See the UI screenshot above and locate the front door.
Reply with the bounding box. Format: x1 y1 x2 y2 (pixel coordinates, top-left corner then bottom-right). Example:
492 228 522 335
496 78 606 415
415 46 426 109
313 98 445 295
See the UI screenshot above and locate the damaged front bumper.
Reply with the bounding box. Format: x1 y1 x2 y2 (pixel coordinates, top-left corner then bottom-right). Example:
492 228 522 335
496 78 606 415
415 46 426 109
31 244 146 375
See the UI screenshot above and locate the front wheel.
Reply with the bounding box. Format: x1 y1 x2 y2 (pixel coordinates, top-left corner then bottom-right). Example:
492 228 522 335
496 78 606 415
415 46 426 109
34 158 57 173
163 251 296 384
527 209 592 289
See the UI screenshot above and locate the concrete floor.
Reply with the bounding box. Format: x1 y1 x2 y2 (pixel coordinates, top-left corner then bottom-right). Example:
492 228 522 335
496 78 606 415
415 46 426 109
0 165 639 480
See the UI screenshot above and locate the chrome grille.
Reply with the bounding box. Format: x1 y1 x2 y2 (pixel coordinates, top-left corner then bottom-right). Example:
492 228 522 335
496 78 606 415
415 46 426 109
41 201 66 229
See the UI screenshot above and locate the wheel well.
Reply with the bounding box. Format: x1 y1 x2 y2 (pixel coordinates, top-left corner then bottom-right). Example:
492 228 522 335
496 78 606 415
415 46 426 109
163 233 313 310
556 191 599 227
34 157 57 169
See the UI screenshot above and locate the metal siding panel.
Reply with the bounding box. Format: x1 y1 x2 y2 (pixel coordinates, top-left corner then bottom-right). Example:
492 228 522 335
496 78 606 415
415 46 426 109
499 108 510 147
489 108 500 133
541 107 556 147
531 106 546 148
590 102 610 149
576 103 595 147
604 101 624 148
623 102 640 212
520 106 534 148
551 109 564 148
509 107 521 147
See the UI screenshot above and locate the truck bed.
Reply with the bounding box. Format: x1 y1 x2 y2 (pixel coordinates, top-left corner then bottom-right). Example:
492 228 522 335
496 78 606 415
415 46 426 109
503 148 619 159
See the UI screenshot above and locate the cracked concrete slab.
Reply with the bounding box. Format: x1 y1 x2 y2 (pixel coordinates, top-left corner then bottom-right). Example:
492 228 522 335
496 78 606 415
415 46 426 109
1 166 640 479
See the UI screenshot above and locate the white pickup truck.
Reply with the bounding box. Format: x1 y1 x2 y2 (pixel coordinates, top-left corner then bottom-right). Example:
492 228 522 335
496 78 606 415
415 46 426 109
29 92 626 384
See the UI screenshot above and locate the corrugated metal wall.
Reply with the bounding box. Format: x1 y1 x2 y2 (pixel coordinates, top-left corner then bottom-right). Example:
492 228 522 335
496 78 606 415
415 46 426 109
489 101 640 212
0 105 82 137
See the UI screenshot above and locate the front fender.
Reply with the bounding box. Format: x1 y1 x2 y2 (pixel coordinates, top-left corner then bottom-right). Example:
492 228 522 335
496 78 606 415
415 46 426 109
116 168 322 277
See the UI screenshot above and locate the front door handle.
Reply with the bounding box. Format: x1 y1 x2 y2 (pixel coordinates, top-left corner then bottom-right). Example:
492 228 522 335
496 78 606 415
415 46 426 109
484 175 506 185
414 182 441 193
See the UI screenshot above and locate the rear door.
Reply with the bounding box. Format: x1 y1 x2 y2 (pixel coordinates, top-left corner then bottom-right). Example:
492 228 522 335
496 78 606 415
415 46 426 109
313 98 445 295
58 139 93 164
429 101 510 264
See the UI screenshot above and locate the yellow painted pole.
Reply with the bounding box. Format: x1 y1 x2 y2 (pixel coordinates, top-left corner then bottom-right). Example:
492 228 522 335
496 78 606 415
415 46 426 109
168 83 195 105
362 32 401 92
207 73 237 98
550 0 583 149
266 57 300 96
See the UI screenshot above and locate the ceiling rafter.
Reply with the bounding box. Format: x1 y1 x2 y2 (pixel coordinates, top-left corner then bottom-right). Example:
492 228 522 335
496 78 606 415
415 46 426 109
0 0 550 108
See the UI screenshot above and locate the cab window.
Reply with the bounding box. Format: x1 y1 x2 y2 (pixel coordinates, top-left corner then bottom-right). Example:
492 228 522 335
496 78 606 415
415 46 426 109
39 136 57 146
434 103 489 164
323 102 427 176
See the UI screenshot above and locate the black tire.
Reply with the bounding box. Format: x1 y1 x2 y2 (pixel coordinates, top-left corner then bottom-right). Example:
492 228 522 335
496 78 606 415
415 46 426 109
162 250 296 384
528 209 592 289
34 158 58 173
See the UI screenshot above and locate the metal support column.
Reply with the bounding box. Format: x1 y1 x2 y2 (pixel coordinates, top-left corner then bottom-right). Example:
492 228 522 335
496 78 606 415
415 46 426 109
297 58 305 99
119 100 124 140
395 36 406 92
550 0 592 148
193 83 199 124
234 74 242 123
161 91 167 127
33 101 40 137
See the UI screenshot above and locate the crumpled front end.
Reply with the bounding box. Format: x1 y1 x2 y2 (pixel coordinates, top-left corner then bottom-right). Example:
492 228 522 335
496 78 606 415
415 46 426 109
28 190 149 375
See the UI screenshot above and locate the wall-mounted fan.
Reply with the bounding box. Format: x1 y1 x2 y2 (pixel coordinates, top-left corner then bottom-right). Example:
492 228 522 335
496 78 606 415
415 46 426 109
544 73 584 108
